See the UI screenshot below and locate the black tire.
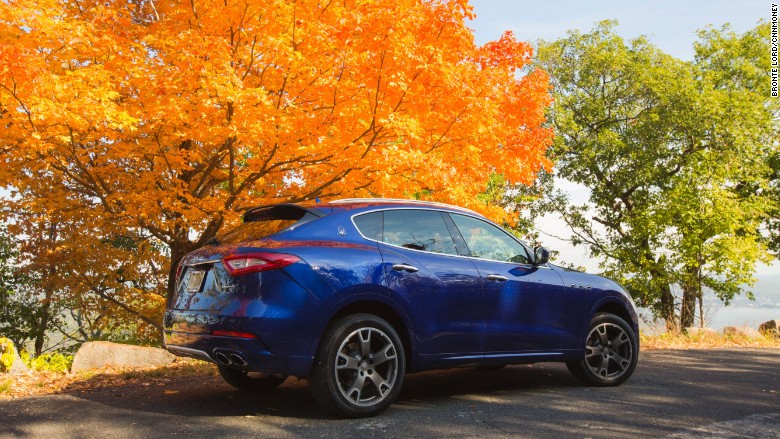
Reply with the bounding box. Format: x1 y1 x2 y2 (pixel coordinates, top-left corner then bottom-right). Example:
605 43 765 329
218 366 287 392
566 312 638 386
309 313 406 418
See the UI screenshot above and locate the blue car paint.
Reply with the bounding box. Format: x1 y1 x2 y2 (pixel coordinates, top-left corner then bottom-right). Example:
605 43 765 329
163 200 639 378
376 241 485 369
473 259 568 354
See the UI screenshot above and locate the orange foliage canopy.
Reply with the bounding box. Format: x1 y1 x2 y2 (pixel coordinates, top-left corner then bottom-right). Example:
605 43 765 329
0 0 552 310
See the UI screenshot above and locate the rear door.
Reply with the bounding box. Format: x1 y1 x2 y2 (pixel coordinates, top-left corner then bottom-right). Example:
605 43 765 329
354 209 484 368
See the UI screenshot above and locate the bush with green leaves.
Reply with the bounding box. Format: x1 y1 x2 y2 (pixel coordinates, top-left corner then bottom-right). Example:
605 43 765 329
20 351 73 373
0 337 16 372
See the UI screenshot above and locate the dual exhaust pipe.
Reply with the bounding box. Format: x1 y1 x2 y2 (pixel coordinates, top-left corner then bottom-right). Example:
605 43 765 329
214 349 248 367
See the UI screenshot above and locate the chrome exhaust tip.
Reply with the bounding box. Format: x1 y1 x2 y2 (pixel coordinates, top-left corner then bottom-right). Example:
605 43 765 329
214 352 231 365
229 354 248 367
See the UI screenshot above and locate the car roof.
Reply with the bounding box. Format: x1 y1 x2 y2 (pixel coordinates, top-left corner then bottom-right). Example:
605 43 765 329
241 198 483 223
326 198 481 216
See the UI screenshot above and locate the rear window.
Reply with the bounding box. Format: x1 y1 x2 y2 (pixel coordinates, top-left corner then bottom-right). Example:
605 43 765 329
217 205 319 244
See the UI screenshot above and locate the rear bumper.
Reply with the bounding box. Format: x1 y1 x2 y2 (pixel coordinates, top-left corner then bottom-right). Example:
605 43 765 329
163 308 318 376
164 330 313 376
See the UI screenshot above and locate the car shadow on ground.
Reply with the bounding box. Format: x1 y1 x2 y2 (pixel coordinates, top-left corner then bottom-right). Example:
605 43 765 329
56 362 580 420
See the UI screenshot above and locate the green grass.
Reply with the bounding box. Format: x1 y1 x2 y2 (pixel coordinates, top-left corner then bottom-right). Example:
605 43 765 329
0 378 12 394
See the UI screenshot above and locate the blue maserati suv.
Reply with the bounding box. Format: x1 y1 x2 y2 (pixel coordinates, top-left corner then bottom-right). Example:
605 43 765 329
164 198 639 417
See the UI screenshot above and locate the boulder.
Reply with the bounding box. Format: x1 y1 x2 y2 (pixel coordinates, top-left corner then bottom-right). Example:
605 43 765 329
9 348 29 374
685 327 717 336
723 326 764 339
71 341 175 373
0 338 29 374
758 320 780 337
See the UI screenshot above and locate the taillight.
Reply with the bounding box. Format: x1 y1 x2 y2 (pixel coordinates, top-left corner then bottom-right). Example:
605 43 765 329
211 330 257 339
221 252 300 276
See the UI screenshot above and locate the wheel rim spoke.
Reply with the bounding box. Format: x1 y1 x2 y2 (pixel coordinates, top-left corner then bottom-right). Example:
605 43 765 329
345 374 366 402
371 343 396 365
336 352 360 370
586 345 601 359
598 356 610 377
367 372 390 396
612 353 629 370
610 332 628 349
596 324 609 345
359 329 372 357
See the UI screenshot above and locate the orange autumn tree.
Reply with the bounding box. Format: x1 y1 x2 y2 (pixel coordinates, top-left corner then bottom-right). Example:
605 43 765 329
0 0 552 338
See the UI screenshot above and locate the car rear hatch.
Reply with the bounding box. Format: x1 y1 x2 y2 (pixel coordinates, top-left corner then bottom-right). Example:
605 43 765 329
167 203 329 319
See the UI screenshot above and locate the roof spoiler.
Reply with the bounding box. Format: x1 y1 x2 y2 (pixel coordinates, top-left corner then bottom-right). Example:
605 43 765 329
242 203 330 223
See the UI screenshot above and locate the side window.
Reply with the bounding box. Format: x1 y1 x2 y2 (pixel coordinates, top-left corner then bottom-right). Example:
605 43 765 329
382 210 458 255
353 211 383 241
450 214 531 264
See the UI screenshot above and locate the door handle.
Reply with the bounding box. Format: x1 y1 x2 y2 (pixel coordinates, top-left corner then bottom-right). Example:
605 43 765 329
486 274 508 282
392 263 419 273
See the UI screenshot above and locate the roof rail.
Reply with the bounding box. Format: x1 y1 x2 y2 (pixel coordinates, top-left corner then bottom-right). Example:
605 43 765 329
329 198 480 215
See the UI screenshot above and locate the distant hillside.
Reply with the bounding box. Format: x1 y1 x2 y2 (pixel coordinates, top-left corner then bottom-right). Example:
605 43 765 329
733 272 780 307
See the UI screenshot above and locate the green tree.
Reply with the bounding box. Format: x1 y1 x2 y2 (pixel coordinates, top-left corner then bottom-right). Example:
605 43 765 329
0 226 60 352
533 21 776 330
769 151 780 255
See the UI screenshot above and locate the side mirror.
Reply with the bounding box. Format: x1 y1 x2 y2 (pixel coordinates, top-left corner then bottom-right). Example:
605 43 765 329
534 246 550 266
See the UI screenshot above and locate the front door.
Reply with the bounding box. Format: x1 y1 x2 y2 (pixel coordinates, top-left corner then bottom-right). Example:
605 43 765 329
447 213 567 357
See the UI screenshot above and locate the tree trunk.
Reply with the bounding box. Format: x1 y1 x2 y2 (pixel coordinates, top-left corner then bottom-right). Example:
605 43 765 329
680 284 697 330
33 291 51 357
698 295 704 328
34 222 59 357
660 284 677 332
650 254 677 332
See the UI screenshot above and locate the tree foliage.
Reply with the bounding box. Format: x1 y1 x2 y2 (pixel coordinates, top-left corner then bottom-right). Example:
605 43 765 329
0 226 60 353
0 0 553 336
533 21 776 329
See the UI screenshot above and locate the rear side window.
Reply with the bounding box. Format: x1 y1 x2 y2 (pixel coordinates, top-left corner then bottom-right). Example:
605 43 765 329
382 210 458 255
353 211 383 241
218 205 319 244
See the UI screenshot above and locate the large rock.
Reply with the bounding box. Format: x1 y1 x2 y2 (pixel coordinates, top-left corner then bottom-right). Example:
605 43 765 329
71 341 175 373
9 348 29 374
685 327 717 336
758 320 780 337
723 326 764 339
0 338 29 374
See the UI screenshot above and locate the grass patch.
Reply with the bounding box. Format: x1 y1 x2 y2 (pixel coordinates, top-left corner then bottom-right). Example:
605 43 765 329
0 358 217 399
641 330 780 350
0 378 11 394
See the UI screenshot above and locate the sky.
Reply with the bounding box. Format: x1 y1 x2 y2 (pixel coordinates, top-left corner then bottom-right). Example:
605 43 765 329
468 0 766 59
467 0 777 277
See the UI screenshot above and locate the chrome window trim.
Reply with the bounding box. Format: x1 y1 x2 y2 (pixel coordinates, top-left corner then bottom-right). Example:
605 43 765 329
349 207 552 270
332 198 479 215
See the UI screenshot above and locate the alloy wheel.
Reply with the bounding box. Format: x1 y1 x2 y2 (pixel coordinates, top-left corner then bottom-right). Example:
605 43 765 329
334 327 399 407
585 322 634 380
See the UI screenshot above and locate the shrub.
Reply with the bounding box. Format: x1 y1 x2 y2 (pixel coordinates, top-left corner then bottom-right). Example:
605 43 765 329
20 351 73 373
0 337 16 372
